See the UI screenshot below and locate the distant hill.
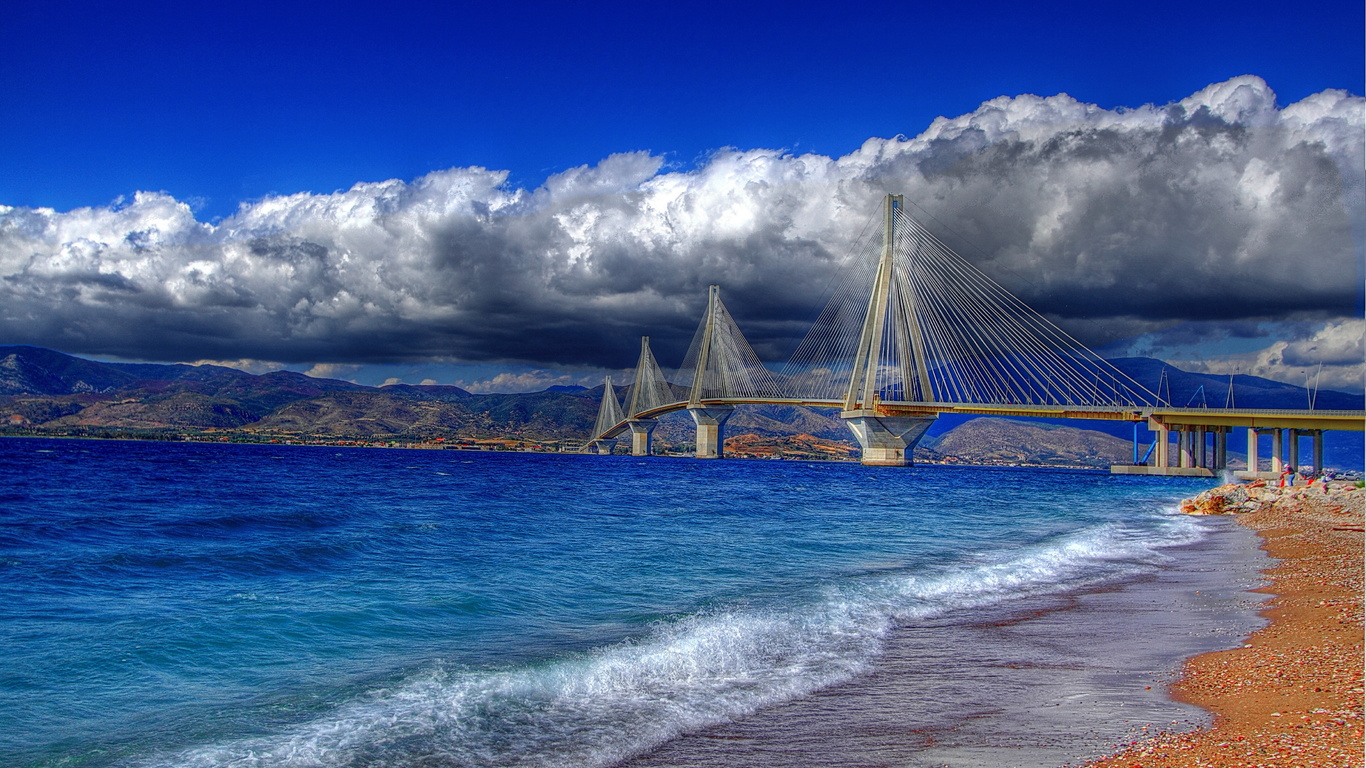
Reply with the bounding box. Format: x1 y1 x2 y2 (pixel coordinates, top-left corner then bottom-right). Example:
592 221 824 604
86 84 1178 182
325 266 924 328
0 345 146 395
0 345 593 442
924 418 1132 468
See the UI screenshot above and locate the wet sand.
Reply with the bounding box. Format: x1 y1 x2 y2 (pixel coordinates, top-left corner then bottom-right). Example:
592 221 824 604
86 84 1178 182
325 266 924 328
1086 482 1365 767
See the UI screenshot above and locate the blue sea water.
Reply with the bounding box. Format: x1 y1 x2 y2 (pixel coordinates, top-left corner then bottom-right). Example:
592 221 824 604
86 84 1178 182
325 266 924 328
0 438 1261 767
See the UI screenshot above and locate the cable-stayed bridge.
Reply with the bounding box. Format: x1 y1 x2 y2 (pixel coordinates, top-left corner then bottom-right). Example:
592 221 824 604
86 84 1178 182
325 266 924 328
590 195 1362 475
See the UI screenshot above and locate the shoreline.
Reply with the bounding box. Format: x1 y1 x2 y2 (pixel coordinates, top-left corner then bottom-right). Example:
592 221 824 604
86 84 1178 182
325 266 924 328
1086 481 1365 766
620 495 1270 768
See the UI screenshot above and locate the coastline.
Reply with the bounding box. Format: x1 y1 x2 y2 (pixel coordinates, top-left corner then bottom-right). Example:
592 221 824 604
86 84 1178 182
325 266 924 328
620 493 1271 768
1086 482 1366 766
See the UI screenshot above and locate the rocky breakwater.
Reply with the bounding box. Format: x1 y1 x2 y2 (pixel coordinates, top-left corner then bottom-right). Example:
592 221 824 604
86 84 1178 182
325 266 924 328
1088 480 1364 767
1180 480 1365 517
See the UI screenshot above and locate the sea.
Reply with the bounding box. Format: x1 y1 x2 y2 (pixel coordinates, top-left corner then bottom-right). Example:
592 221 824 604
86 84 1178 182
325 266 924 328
0 437 1269 768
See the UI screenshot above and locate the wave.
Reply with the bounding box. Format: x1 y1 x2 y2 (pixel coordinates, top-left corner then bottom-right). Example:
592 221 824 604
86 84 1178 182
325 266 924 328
136 510 1204 768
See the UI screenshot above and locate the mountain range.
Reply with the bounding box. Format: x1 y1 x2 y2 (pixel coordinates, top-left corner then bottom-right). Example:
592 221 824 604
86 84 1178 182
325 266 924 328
1 345 1359 468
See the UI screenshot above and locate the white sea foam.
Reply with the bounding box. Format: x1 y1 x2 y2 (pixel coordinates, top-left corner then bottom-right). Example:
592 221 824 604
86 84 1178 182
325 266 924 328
139 512 1206 768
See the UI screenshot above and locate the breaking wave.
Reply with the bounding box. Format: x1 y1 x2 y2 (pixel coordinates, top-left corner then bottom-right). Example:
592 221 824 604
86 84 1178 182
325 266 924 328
141 510 1204 768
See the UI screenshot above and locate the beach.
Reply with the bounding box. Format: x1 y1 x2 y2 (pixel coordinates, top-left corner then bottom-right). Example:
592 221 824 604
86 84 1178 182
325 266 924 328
1087 481 1365 767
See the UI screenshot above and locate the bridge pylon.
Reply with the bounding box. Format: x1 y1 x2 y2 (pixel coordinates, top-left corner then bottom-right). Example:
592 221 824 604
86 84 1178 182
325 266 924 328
686 285 736 458
625 336 672 456
840 194 936 466
588 376 623 454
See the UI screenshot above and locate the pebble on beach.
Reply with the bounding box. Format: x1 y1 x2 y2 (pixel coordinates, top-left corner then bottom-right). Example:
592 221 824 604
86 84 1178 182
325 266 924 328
1086 482 1365 768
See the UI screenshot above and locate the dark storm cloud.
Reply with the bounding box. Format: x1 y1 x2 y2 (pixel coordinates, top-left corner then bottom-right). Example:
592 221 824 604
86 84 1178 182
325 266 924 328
0 76 1359 368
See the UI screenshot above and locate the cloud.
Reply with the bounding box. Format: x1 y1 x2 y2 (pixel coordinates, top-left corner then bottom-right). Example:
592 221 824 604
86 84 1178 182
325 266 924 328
1 76 1360 376
455 369 623 394
1156 319 1365 394
302 362 362 380
1235 319 1364 393
191 358 289 374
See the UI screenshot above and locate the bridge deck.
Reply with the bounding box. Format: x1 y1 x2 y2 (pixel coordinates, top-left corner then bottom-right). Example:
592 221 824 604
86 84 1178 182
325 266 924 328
595 398 1364 440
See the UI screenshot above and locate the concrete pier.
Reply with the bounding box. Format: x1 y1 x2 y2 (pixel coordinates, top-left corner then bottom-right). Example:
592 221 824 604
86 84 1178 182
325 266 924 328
1267 423 1278 472
688 405 734 459
627 419 657 457
1112 419 1217 477
1239 427 1275 480
1152 421 1170 468
1288 428 1325 474
1307 429 1323 474
843 413 936 466
1179 428 1195 468
1236 427 1330 481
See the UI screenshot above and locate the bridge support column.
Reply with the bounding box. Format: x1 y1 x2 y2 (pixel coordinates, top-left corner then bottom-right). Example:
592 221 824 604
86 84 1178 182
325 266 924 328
1115 418 1212 476
1291 429 1323 475
843 413 936 467
1196 428 1208 469
1214 428 1228 471
688 405 734 459
1239 427 1285 479
594 439 616 455
627 419 657 457
1152 421 1170 467
1179 428 1194 469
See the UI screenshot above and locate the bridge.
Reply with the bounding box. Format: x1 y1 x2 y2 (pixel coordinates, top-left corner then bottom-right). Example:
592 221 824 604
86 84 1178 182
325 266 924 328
588 195 1363 476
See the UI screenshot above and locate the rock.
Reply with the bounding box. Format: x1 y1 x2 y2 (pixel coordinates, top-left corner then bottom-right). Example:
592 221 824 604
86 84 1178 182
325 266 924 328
1220 485 1251 504
1180 486 1238 515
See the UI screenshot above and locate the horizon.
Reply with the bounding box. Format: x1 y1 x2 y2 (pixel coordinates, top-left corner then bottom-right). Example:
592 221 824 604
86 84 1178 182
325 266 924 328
5 342 1361 399
1 2 1362 394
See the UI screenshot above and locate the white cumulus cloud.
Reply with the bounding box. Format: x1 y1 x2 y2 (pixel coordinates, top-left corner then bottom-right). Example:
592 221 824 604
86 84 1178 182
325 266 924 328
456 369 622 394
1234 320 1363 393
0 76 1359 384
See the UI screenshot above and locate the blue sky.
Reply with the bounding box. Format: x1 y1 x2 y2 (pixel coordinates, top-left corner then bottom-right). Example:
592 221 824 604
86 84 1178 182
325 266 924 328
0 1 1362 393
3 1 1359 218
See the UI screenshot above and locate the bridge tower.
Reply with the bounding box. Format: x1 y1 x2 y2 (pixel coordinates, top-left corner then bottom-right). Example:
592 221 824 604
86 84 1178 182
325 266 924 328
588 376 623 454
625 336 669 456
687 285 736 459
840 194 937 466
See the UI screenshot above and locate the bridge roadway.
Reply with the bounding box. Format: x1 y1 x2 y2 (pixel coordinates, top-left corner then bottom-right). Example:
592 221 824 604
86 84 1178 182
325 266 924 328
600 398 1364 433
595 397 1363 476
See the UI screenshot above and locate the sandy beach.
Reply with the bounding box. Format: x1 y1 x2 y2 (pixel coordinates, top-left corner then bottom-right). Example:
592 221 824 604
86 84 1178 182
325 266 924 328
1086 481 1365 767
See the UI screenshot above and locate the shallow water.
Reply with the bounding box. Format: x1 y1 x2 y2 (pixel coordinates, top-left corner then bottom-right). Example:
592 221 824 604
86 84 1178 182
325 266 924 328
626 518 1266 767
0 438 1262 767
